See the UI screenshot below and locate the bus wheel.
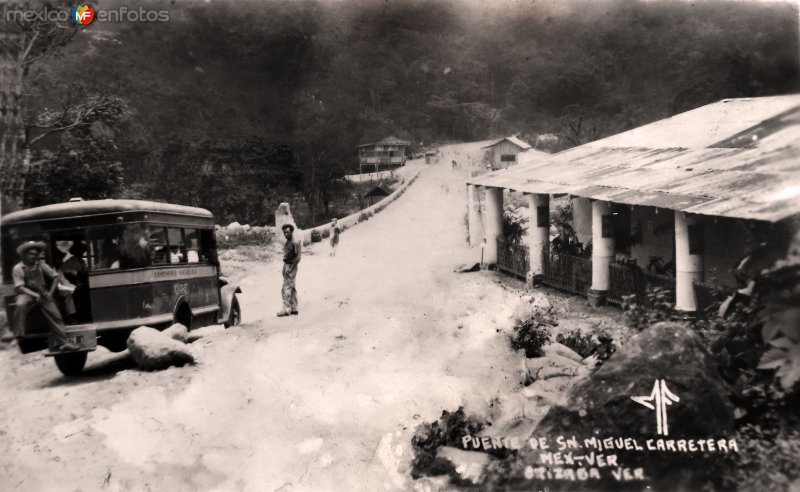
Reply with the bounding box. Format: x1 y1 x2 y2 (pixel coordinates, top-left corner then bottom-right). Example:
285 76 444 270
54 352 87 377
224 297 241 329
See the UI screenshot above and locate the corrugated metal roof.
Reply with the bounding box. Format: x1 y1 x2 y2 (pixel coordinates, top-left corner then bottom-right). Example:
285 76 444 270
481 136 532 150
586 95 800 149
468 96 800 223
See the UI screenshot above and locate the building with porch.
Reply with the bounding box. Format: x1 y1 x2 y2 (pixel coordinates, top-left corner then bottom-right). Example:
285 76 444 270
466 95 800 312
356 136 411 174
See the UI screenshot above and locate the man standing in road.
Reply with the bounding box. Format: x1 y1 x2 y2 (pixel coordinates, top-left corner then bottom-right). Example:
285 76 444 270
329 218 340 257
278 224 301 317
12 241 78 352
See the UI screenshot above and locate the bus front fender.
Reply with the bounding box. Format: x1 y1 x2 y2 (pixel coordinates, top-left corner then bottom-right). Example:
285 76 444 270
219 284 242 323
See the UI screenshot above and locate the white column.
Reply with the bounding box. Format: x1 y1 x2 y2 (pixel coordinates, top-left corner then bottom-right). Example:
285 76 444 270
467 184 482 246
526 193 549 275
675 211 704 312
591 200 615 297
483 187 504 264
572 197 592 245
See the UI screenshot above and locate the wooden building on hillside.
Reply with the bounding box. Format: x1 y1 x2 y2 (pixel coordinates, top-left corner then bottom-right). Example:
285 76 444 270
356 136 411 174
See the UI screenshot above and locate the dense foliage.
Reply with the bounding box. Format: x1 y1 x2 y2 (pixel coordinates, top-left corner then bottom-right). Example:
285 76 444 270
9 0 796 220
410 407 489 479
509 310 557 358
619 231 800 490
141 138 300 225
556 329 616 363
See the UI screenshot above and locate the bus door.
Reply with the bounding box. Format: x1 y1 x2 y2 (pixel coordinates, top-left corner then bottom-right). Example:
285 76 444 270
47 231 92 325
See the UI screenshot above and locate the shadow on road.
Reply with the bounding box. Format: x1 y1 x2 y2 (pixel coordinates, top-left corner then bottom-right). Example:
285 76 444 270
41 351 137 388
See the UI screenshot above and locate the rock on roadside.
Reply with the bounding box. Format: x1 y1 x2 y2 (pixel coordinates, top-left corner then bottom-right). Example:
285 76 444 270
434 446 491 485
498 322 734 491
127 326 195 371
162 323 189 342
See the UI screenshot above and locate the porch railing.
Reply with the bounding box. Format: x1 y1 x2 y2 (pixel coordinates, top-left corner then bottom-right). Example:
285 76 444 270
541 250 592 296
496 238 529 279
640 271 677 305
492 246 723 314
608 264 676 307
608 263 639 306
694 281 730 317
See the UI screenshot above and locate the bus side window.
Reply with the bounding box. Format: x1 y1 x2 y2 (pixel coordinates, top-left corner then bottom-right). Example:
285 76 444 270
149 227 169 265
120 224 151 269
199 229 219 268
89 228 121 270
184 229 202 264
167 228 186 264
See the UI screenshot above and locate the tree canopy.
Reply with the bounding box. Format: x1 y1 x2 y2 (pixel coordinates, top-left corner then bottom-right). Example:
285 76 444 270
12 0 799 222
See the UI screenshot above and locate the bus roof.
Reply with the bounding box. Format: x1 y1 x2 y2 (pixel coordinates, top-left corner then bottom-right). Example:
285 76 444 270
1 199 214 225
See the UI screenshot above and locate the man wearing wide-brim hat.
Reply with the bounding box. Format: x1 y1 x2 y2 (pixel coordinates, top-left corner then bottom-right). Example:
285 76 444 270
12 241 78 352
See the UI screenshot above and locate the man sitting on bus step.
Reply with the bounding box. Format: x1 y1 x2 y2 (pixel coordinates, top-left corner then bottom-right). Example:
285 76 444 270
12 241 78 352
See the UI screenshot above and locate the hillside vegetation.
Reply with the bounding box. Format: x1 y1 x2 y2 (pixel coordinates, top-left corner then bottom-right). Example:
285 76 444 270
16 0 800 224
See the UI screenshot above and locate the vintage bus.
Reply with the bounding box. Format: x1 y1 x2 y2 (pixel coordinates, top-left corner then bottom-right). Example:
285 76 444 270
1 199 242 376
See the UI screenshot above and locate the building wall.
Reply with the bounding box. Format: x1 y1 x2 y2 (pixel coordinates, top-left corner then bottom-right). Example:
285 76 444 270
358 144 407 170
628 209 789 288
629 207 674 271
489 141 525 169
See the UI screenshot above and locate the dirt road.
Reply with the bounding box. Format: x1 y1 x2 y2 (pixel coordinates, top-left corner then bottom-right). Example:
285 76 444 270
0 148 526 491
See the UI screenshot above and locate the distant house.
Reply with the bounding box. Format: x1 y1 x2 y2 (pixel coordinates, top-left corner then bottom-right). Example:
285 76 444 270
356 136 411 174
481 136 539 170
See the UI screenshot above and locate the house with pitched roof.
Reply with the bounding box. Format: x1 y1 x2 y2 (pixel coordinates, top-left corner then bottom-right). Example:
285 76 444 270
481 136 546 170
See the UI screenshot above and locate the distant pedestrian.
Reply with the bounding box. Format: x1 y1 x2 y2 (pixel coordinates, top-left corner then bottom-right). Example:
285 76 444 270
277 224 302 317
329 218 340 257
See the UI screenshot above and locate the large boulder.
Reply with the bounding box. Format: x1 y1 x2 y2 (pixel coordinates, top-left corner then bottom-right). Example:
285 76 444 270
501 322 735 491
127 326 195 371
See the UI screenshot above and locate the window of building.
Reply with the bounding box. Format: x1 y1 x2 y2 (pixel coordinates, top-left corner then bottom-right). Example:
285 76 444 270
536 206 549 228
500 154 516 162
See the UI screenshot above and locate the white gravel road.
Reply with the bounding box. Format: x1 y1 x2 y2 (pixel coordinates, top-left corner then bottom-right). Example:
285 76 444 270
0 144 527 492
